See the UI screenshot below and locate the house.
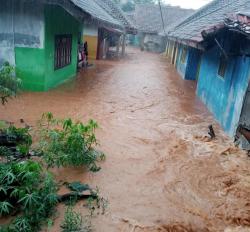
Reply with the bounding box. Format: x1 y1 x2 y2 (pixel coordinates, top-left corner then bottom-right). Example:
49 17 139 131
0 0 132 91
132 4 193 52
82 0 136 60
124 12 140 46
165 0 250 148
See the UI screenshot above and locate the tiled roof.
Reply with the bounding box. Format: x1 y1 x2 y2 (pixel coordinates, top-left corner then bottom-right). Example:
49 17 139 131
124 12 136 25
135 4 194 33
240 11 250 17
93 0 136 32
70 0 123 28
168 0 250 42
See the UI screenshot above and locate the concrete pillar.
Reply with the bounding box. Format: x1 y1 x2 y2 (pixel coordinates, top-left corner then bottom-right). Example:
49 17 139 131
165 41 169 57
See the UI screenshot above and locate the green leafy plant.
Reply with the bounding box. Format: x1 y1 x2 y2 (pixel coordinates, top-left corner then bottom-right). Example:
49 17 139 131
61 206 83 232
0 125 32 160
5 126 32 147
0 113 105 232
61 206 93 232
38 113 105 171
0 201 13 215
0 160 58 232
13 216 33 232
0 62 21 105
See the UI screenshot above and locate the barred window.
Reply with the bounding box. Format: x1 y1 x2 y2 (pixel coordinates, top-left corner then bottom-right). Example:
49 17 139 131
218 56 227 78
54 34 72 70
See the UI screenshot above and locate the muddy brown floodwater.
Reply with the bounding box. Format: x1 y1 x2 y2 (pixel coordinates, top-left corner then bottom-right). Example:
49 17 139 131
1 47 250 232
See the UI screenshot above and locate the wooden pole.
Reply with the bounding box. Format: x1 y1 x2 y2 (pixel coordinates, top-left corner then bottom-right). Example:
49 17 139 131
122 34 126 57
116 36 120 57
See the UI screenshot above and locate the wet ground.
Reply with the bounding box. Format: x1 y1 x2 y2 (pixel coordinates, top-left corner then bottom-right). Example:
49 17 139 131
1 47 250 232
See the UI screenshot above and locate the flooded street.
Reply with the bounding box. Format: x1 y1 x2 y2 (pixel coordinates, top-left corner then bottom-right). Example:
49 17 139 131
1 47 250 231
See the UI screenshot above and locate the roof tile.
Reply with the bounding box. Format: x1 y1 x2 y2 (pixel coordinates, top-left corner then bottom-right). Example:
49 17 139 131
168 0 250 42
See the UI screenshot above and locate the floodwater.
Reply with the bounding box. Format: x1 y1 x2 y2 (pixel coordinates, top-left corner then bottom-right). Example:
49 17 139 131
1 47 250 232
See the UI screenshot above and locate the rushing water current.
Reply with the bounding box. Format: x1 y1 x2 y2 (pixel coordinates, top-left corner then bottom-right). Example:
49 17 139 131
0 47 250 232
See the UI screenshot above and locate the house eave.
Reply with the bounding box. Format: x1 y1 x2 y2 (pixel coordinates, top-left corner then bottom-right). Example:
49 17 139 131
166 36 205 51
43 0 125 31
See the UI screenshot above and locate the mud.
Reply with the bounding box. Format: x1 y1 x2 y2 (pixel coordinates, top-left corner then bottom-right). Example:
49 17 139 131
0 47 250 232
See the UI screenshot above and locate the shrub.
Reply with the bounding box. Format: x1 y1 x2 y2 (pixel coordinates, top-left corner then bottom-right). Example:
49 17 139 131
38 113 105 171
61 206 92 232
0 112 106 232
61 206 83 232
0 126 32 160
0 62 21 105
0 160 58 232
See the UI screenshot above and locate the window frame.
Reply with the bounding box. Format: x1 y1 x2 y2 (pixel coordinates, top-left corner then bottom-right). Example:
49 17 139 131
54 34 73 70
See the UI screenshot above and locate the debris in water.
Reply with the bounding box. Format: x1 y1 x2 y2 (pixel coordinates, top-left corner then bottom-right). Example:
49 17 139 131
238 125 250 142
208 124 216 139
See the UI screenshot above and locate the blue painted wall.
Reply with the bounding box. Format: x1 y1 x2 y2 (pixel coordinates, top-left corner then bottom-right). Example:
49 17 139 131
186 48 201 80
128 34 140 46
197 32 250 136
176 44 201 80
176 44 188 78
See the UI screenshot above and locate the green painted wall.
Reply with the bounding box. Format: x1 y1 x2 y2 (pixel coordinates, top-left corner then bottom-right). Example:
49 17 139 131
44 5 79 90
15 48 46 91
15 5 80 91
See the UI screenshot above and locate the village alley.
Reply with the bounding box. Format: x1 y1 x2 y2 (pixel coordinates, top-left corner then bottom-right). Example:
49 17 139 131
1 47 250 232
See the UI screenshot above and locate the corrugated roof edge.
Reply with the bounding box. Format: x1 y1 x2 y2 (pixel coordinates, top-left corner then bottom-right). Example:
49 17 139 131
70 0 124 30
158 10 195 36
135 3 194 34
170 0 220 32
94 0 137 33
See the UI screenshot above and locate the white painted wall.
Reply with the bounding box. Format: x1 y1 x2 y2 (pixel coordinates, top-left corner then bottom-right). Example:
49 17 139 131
83 24 98 37
0 0 44 65
14 1 44 48
0 0 15 65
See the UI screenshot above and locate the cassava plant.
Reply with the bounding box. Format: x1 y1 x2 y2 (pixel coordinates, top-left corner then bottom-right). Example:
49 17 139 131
38 113 105 171
0 160 58 232
0 62 21 105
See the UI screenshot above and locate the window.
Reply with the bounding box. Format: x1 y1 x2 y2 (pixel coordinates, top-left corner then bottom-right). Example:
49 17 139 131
218 56 228 78
54 34 72 70
181 47 187 63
